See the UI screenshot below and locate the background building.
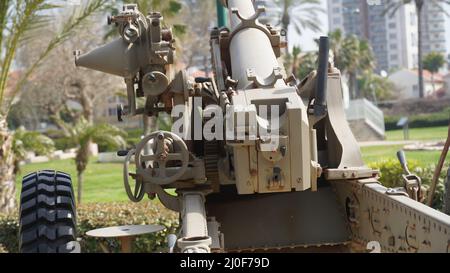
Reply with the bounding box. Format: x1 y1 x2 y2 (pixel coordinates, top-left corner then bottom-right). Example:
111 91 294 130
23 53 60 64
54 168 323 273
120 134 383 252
388 69 445 99
422 1 448 57
327 0 448 74
94 95 141 129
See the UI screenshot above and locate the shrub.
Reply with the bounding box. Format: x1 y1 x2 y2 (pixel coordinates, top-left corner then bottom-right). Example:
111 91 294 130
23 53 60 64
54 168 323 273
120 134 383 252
0 202 178 253
126 137 142 147
369 159 446 210
53 137 76 151
385 109 450 131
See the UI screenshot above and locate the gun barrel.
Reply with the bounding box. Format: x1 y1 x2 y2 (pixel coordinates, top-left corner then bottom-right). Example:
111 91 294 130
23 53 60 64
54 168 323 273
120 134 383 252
314 36 329 116
227 0 284 89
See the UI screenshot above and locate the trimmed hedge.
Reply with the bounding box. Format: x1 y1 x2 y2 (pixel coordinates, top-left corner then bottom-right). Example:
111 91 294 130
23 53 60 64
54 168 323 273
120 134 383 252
385 108 450 131
369 159 445 210
0 201 178 253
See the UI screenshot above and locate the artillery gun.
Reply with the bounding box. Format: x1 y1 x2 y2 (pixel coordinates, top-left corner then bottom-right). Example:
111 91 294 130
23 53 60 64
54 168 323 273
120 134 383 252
18 1 450 253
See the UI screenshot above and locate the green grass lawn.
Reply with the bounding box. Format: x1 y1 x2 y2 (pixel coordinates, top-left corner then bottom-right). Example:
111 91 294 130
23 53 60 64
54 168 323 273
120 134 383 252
361 145 440 166
385 126 448 141
16 158 130 203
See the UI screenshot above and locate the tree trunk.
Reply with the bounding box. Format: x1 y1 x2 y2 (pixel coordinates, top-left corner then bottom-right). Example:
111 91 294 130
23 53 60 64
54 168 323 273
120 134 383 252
143 115 157 136
77 171 83 204
282 1 290 55
348 72 357 99
416 3 424 98
143 115 156 154
75 142 90 204
0 115 16 214
283 21 289 55
431 73 435 93
292 54 298 76
81 92 94 124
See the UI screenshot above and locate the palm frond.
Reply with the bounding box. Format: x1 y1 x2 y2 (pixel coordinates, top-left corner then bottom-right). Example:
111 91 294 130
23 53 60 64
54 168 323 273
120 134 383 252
0 0 12 60
90 123 127 149
274 0 324 36
13 127 55 160
1 0 47 107
2 0 108 114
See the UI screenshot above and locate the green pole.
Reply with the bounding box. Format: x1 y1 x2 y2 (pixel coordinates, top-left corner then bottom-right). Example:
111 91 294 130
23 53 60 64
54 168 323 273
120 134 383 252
216 0 228 28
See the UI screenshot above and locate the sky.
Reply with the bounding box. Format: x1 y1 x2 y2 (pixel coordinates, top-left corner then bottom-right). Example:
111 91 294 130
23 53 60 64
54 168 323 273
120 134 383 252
288 0 328 52
290 0 450 55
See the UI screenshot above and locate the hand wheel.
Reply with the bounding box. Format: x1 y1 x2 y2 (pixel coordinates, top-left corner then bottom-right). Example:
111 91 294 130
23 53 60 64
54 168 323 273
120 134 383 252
135 131 189 185
123 149 145 202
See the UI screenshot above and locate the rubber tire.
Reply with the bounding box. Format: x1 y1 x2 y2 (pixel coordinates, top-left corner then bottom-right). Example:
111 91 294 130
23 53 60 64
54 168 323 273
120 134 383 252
19 170 80 253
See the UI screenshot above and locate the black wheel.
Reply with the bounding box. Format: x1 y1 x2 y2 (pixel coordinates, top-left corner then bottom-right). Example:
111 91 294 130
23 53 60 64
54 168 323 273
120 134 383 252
19 170 80 253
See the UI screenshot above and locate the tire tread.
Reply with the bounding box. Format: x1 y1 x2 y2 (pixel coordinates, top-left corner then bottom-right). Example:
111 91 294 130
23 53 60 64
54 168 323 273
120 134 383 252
19 170 79 253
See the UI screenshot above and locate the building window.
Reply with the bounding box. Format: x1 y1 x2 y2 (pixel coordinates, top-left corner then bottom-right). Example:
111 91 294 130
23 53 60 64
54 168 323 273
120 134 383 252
388 22 396 28
389 33 396 39
390 44 397 50
390 54 398 60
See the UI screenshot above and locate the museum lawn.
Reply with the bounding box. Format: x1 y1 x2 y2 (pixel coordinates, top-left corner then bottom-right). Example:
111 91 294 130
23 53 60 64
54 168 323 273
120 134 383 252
16 158 130 203
385 126 448 141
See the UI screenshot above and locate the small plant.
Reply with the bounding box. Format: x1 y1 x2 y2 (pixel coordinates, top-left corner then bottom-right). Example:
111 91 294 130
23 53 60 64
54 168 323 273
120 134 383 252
369 159 446 210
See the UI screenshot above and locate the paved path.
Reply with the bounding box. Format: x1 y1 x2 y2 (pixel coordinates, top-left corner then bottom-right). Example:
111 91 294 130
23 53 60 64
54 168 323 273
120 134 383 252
358 140 418 147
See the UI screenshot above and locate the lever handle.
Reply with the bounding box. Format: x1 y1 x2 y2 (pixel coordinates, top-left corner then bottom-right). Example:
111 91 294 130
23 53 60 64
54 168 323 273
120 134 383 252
167 234 177 253
397 150 410 174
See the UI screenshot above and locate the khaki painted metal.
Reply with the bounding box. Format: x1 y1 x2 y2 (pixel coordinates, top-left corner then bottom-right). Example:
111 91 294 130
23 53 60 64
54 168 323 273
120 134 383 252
333 179 450 252
75 1 450 253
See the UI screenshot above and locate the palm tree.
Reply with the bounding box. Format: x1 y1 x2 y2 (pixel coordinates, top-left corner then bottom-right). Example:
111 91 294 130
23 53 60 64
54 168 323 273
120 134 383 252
0 0 108 213
423 51 446 93
358 70 396 102
384 0 450 98
0 125 55 214
290 46 317 80
291 46 301 76
346 37 376 99
12 127 55 168
60 118 126 204
325 30 376 99
328 29 345 70
274 0 324 49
